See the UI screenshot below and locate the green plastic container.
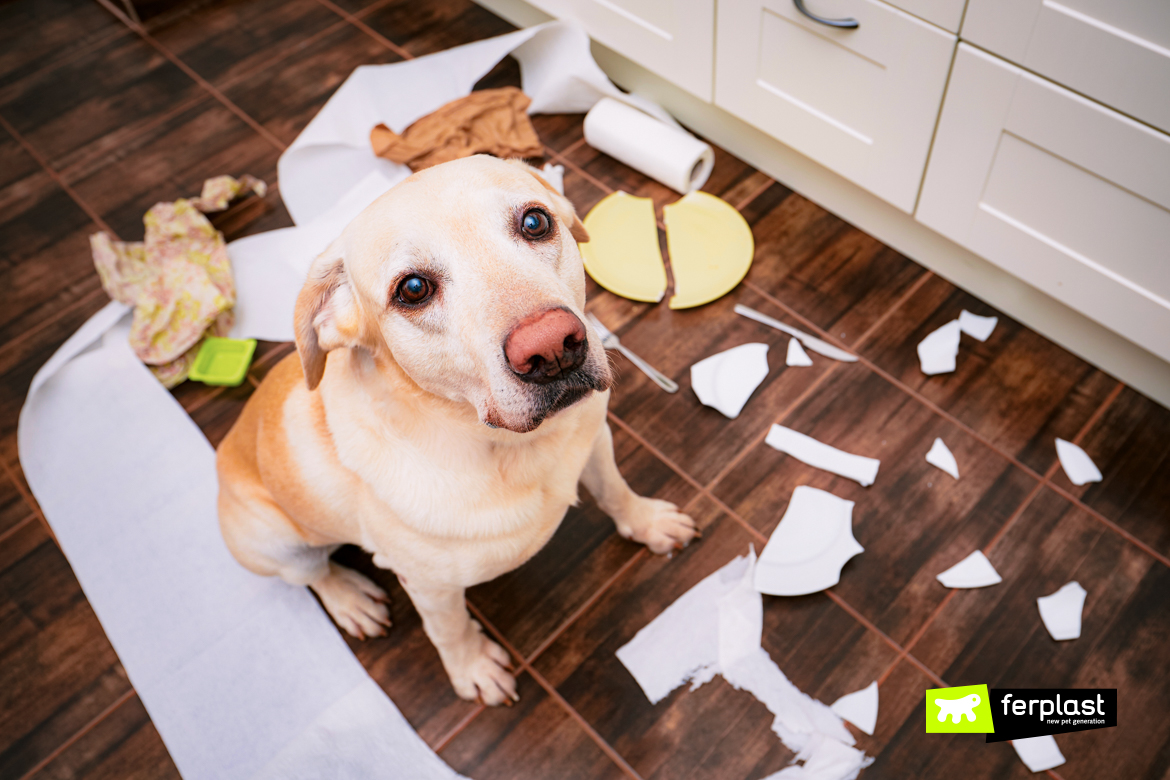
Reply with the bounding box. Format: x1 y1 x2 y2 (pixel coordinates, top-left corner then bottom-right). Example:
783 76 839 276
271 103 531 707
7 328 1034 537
188 337 257 386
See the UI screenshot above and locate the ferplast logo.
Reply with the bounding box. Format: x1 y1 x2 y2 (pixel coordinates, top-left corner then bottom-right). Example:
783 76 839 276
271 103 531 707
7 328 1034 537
925 684 995 734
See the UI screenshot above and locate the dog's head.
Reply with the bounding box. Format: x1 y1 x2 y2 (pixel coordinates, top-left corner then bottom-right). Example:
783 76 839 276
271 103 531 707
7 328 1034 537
294 155 612 433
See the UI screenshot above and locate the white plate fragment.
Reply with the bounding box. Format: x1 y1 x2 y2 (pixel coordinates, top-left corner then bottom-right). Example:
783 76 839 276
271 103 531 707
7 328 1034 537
691 343 770 419
786 338 813 367
1055 439 1103 485
925 437 959 479
830 682 879 736
936 550 1002 589
765 425 880 487
1012 735 1066 772
959 310 998 341
1037 581 1087 641
755 486 864 597
539 162 565 195
917 320 961 375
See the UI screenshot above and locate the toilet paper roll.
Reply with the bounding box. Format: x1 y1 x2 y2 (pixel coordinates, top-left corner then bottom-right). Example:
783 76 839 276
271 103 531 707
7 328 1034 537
583 98 715 194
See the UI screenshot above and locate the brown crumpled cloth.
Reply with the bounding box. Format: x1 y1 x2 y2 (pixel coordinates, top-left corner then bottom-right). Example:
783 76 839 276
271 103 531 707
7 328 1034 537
91 175 266 388
370 87 543 171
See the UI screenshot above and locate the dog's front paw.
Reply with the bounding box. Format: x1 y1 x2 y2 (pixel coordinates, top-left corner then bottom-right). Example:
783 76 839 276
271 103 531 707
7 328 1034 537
447 624 519 706
616 497 699 555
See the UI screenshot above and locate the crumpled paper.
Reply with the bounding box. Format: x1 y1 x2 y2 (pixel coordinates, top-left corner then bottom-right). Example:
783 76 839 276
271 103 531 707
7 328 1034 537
370 87 544 171
91 175 266 387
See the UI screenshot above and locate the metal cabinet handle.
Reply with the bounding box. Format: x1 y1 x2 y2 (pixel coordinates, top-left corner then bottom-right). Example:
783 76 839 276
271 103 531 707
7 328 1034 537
793 0 859 28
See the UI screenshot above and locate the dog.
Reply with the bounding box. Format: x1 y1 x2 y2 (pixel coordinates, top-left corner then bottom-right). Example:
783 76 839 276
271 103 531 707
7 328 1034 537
216 155 697 705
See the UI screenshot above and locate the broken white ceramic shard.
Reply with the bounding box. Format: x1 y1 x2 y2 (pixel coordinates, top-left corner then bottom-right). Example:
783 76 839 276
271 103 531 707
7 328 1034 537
830 682 878 736
925 437 959 479
1011 735 1066 773
1055 439 1103 486
1037 581 1086 641
936 550 1002 589
539 162 565 195
690 343 770 419
761 733 873 780
765 425 880 487
755 486 864 597
786 338 813 367
958 310 997 341
917 319 961 375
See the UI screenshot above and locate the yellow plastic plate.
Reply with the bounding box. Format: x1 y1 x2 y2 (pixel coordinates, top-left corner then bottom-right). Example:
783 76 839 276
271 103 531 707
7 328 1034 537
664 191 754 309
579 191 667 303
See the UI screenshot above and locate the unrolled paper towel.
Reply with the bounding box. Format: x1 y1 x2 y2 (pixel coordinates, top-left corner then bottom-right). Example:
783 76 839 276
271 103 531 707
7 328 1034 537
583 98 714 194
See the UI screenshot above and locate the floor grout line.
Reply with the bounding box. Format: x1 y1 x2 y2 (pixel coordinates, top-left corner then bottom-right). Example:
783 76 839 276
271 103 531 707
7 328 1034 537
311 0 415 60
17 688 135 780
732 176 777 212
545 146 616 196
0 514 37 548
0 286 108 365
431 703 486 753
0 459 52 542
850 271 934 349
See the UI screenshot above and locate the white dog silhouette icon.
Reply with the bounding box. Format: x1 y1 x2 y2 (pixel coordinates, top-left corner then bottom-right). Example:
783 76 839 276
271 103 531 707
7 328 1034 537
935 693 981 723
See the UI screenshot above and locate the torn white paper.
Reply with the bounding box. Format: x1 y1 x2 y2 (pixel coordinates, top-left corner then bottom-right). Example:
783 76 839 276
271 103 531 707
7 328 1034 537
755 486 863 597
690 343 770 419
958 310 997 341
1011 735 1066 773
616 553 871 779
1055 439 1103 486
787 338 813 367
830 682 878 736
1037 581 1087 641
936 550 1002 589
765 425 880 487
925 437 959 479
917 320 961 375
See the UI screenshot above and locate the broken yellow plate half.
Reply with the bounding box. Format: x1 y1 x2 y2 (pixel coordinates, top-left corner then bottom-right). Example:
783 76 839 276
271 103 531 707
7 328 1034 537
579 192 667 303
663 191 754 309
579 190 754 309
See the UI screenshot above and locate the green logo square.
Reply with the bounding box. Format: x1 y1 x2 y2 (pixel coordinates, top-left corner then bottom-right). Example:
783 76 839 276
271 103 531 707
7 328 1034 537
926 684 995 733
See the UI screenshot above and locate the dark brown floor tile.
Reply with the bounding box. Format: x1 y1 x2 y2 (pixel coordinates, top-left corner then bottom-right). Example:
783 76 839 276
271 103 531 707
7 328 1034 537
861 275 1117 475
0 0 127 94
223 23 403 146
248 342 297 383
0 524 132 779
1051 386 1170 559
33 694 181 780
188 380 254 447
712 362 1039 644
604 286 833 486
329 545 482 747
912 487 1170 780
468 426 696 658
740 184 927 344
148 0 344 89
64 98 281 240
0 466 34 539
533 504 899 778
0 30 204 173
0 513 44 574
439 672 628 780
362 0 514 58
0 124 43 190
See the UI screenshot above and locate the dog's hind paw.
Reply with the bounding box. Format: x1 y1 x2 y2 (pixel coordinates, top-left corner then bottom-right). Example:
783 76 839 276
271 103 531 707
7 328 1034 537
616 497 699 556
311 562 392 640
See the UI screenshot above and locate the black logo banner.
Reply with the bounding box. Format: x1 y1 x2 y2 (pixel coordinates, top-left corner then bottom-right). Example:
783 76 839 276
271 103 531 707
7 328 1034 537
986 688 1117 743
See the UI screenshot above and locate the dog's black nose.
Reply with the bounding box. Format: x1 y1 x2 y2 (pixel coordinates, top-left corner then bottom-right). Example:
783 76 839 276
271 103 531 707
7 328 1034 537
504 307 588 384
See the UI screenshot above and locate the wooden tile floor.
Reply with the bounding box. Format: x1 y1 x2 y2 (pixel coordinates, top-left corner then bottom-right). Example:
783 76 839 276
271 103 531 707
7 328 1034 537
2 1 1169 778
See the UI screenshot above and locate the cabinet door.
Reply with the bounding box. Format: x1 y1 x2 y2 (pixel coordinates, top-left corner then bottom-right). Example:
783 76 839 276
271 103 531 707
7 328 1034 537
963 0 1170 134
917 44 1170 363
526 0 715 100
884 0 966 33
715 0 955 212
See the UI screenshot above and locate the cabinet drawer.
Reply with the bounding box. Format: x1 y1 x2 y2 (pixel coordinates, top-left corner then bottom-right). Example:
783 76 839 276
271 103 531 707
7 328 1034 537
714 0 955 212
526 0 715 100
917 44 1170 362
962 0 1170 135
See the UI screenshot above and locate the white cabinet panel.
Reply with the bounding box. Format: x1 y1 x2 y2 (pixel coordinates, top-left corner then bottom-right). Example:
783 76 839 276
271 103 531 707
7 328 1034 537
962 0 1170 134
883 0 966 33
714 0 955 212
917 44 1170 362
526 0 715 100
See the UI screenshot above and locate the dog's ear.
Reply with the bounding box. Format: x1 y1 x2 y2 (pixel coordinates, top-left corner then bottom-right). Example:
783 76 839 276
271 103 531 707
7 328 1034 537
509 160 589 244
294 237 363 391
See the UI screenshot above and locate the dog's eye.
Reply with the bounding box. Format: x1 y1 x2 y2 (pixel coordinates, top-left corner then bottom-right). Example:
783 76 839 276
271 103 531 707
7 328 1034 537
520 208 552 239
397 274 434 305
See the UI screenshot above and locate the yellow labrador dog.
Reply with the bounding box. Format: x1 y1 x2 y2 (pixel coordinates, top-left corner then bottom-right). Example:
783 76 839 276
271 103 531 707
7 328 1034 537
217 155 697 705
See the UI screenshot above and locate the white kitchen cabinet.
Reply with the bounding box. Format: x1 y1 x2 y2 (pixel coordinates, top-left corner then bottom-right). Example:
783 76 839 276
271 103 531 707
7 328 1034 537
524 0 715 100
917 44 1170 363
962 0 1170 135
883 0 966 33
714 0 956 212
